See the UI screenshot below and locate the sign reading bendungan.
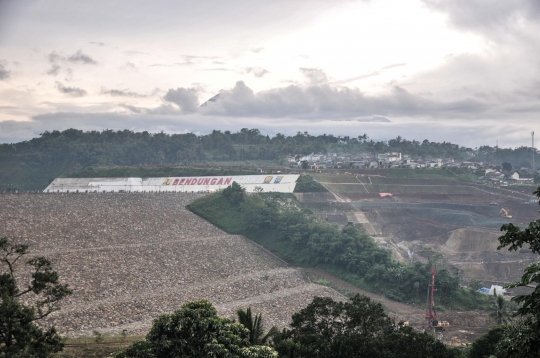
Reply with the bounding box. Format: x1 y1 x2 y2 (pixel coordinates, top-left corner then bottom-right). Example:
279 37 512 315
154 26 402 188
162 177 233 186
44 175 300 193
160 175 287 186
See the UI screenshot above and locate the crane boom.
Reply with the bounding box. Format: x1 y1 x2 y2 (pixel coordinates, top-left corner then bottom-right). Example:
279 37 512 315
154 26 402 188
425 269 438 326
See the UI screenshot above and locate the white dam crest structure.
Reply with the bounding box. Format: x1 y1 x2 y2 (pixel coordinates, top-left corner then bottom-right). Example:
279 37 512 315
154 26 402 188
45 175 300 193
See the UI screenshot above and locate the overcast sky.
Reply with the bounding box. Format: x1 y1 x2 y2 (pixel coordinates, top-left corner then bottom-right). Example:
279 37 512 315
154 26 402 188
0 0 539 147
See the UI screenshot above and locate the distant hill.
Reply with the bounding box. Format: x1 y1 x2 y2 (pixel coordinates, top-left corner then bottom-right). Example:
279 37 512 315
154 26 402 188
0 127 532 190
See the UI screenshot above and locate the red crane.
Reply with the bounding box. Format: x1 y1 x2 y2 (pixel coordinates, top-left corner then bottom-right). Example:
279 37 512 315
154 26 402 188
425 268 438 327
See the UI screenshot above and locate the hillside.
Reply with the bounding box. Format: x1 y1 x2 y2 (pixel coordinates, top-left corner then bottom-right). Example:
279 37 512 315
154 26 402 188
0 193 343 337
3 127 532 190
309 172 539 288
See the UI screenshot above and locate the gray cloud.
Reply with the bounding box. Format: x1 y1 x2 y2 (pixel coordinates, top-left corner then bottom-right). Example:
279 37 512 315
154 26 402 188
47 64 61 76
163 87 200 113
118 103 143 114
101 88 146 97
421 0 540 33
244 67 269 78
382 63 407 70
183 55 218 61
333 71 380 85
199 81 490 119
201 67 231 71
333 63 407 85
124 50 149 55
300 68 328 85
149 62 191 67
67 50 97 65
88 41 106 46
123 62 136 69
56 82 87 97
48 51 62 63
251 47 264 53
0 61 10 80
150 55 220 67
47 50 97 71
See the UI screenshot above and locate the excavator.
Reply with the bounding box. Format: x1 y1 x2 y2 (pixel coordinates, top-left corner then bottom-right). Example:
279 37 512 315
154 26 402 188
499 208 512 219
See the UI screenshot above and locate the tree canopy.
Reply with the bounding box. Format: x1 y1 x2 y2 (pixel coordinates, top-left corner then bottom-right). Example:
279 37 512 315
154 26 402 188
115 300 277 358
273 294 461 358
0 128 483 190
0 237 72 357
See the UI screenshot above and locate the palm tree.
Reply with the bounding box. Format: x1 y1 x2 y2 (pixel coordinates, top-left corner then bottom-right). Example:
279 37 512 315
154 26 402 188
490 291 512 325
236 307 278 345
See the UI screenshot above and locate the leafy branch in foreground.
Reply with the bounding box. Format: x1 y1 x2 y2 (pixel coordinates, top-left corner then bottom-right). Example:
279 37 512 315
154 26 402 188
494 186 540 357
0 237 72 357
237 307 278 345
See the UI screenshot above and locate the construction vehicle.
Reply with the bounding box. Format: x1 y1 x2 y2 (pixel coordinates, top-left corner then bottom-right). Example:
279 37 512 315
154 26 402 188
451 337 469 346
499 208 512 219
426 269 450 336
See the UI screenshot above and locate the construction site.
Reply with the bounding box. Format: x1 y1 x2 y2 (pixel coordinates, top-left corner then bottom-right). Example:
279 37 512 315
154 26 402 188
295 170 539 342
1 170 538 346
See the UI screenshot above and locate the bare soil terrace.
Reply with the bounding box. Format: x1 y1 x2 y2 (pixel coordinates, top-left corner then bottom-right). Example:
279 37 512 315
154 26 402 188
0 193 344 337
310 173 539 288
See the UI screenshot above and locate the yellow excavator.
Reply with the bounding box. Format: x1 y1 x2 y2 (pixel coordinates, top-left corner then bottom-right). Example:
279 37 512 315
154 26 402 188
500 208 512 219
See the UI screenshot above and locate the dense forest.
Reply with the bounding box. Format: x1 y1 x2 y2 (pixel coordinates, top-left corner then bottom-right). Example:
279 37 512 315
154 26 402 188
0 128 536 189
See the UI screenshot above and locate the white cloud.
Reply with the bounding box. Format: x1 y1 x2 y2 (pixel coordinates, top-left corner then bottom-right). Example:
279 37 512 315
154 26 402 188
163 87 200 113
243 67 270 78
299 68 327 85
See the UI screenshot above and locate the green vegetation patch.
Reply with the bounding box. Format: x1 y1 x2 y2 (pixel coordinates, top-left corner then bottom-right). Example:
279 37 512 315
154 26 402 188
188 184 491 310
293 175 328 192
69 166 256 179
387 168 475 181
186 192 248 234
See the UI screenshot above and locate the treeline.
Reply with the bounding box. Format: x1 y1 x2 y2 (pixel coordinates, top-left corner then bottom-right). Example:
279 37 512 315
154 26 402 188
1 127 535 189
187 183 490 309
115 296 462 358
474 145 537 170
1 129 478 168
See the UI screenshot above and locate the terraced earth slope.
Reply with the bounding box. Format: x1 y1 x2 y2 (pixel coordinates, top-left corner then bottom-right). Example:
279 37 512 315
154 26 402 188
0 193 343 337
309 173 539 287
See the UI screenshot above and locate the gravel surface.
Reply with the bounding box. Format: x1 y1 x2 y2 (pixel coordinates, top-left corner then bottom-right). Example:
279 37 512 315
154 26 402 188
0 193 344 337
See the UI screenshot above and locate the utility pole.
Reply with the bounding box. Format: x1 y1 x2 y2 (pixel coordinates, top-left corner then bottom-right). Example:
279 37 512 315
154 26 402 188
532 131 535 171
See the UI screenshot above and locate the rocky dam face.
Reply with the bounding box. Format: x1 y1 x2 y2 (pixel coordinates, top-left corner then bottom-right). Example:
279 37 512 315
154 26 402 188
1 193 343 337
